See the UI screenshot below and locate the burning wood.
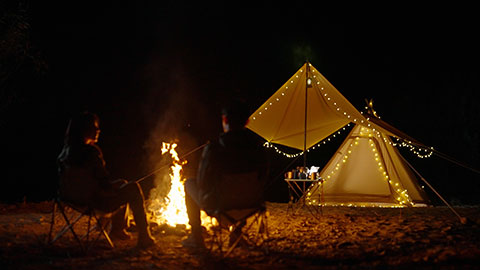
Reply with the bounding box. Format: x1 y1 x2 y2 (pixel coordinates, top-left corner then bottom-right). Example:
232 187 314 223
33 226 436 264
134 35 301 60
147 142 216 233
147 142 189 228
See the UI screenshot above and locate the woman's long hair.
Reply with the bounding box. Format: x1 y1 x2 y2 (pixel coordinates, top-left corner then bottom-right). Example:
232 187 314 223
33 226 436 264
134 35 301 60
64 111 99 146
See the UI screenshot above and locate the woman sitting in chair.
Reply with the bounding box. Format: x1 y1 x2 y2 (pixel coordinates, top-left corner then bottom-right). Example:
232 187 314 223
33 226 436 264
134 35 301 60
57 111 155 249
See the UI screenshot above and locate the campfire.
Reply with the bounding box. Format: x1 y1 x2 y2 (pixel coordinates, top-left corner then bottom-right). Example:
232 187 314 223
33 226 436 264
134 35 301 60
147 142 215 232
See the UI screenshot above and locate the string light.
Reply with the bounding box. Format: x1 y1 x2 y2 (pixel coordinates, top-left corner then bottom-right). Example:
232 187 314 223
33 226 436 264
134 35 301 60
362 128 413 206
263 124 352 158
392 138 434 158
263 142 303 158
309 202 407 208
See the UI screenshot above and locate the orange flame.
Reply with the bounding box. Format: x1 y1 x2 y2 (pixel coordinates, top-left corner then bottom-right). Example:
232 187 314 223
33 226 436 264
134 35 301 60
147 142 188 227
148 142 215 229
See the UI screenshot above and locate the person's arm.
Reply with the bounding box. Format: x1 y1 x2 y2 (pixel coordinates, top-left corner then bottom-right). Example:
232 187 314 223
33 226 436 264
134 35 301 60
197 143 212 192
88 145 113 189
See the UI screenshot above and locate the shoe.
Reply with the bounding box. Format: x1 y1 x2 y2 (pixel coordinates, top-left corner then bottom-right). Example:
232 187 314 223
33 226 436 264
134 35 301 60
182 233 206 250
136 235 156 249
109 229 132 241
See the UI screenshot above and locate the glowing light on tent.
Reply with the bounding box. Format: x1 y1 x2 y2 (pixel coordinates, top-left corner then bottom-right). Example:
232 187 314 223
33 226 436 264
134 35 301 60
363 103 434 159
392 138 434 158
307 77 312 87
263 124 352 158
364 134 413 206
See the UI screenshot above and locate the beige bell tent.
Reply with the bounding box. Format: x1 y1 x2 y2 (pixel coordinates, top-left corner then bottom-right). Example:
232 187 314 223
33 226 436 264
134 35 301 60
305 123 430 207
247 62 430 207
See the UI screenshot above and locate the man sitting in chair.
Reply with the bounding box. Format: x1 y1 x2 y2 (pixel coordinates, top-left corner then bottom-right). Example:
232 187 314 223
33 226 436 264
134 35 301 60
183 99 268 249
57 111 156 249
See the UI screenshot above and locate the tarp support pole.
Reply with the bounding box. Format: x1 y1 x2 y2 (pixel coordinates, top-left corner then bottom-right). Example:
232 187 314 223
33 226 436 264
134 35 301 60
400 154 467 224
433 149 480 175
303 61 309 168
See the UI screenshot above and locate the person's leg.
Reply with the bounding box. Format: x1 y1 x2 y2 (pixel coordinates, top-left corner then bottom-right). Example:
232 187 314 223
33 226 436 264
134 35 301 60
109 205 131 240
183 178 204 248
116 182 154 247
185 179 201 231
92 180 129 236
95 182 154 247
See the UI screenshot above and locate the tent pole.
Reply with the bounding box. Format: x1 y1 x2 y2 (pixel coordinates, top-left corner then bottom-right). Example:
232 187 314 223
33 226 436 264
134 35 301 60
303 61 309 168
399 154 467 224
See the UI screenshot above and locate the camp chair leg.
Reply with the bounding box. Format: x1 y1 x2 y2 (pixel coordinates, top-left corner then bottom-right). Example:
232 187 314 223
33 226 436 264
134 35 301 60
241 211 269 251
77 213 114 250
209 225 226 256
86 214 92 243
47 199 114 252
223 213 260 257
224 226 244 257
257 212 269 249
91 213 114 248
209 208 269 257
47 200 57 244
100 227 114 248
216 226 225 257
52 212 83 243
48 199 82 245
262 212 269 239
54 203 86 250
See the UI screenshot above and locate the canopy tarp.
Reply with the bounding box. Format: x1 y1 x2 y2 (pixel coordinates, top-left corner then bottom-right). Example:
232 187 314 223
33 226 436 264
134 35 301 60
247 62 367 150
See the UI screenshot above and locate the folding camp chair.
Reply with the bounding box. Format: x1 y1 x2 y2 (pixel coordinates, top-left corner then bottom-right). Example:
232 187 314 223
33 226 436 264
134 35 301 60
204 171 269 257
48 162 117 252
207 204 268 257
47 195 115 253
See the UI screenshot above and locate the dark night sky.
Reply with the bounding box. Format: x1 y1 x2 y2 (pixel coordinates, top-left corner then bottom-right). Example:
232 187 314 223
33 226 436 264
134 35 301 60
2 1 479 203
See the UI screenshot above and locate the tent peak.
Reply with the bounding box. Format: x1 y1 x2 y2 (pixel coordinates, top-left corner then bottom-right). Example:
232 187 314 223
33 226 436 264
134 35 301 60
364 98 380 119
247 62 366 150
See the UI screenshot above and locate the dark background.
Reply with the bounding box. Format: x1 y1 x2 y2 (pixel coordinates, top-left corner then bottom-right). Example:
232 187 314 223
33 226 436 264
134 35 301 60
1 1 479 204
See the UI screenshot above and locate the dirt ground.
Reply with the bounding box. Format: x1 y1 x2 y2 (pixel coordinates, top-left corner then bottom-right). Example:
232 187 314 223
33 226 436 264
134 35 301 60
1 201 480 270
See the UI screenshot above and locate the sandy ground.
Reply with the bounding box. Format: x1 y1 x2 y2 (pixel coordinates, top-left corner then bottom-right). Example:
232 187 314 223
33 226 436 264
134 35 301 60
1 201 480 270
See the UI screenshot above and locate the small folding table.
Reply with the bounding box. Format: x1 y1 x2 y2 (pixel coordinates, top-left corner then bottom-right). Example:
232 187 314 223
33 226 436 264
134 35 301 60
284 177 324 217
